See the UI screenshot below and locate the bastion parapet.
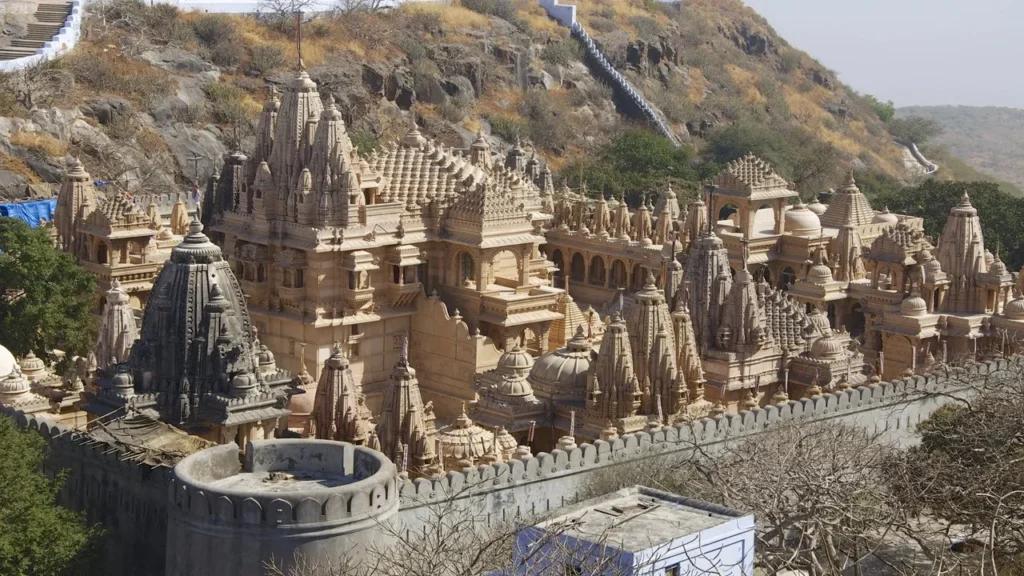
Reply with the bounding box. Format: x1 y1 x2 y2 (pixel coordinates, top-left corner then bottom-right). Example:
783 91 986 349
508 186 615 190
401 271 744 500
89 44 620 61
166 439 398 576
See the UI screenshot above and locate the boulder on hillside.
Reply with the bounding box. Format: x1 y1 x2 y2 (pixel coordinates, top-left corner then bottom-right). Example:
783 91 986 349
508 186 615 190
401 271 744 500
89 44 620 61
81 97 132 126
140 47 219 74
157 123 227 186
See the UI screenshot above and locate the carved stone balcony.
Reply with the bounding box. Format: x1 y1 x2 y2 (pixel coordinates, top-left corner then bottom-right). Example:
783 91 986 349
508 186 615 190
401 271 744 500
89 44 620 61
388 282 422 308
240 279 269 308
343 287 375 313
277 285 305 309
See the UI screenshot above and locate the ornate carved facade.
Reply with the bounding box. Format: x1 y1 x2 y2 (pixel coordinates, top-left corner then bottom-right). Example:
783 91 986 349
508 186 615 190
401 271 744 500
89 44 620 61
52 158 189 311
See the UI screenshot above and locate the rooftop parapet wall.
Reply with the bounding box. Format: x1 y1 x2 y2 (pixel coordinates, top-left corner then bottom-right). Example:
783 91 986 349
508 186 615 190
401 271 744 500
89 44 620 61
393 357 1011 522
166 439 400 576
169 439 398 529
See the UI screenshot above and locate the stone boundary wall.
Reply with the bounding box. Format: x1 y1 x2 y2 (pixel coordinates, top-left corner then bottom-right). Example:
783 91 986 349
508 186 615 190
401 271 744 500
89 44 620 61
1 356 1014 573
392 357 1011 530
0 0 84 73
0 405 172 576
167 440 398 530
568 22 682 147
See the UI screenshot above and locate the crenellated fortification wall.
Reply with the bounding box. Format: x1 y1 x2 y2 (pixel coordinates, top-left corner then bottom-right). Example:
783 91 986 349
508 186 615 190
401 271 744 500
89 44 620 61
0 406 172 576
390 357 1003 532
165 440 399 576
2 355 1012 574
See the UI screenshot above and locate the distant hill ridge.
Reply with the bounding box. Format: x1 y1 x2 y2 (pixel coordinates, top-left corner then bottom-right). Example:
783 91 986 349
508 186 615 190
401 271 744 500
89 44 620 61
898 105 1024 190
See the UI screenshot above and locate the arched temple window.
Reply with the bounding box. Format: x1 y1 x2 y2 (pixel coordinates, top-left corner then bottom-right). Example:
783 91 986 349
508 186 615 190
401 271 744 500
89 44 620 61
589 256 606 286
569 253 585 283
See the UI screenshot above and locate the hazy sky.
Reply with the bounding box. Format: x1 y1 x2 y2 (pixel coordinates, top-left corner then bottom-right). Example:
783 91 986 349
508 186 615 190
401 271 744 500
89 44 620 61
741 0 1023 109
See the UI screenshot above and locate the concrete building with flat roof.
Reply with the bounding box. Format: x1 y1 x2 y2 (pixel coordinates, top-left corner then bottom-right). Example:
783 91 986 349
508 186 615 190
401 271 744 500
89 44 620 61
512 486 754 576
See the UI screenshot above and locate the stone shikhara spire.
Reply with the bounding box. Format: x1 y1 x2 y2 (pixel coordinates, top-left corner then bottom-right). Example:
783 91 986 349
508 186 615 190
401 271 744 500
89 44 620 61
937 191 987 313
375 337 440 478
627 271 679 412
586 312 639 423
717 242 764 352
53 157 97 258
311 343 374 445
94 280 139 372
832 223 866 282
84 218 294 446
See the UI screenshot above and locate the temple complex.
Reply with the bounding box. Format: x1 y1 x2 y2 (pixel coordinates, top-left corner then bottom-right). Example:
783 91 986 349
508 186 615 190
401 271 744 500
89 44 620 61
52 157 193 311
190 68 1024 458
4 66 1023 482
80 218 295 450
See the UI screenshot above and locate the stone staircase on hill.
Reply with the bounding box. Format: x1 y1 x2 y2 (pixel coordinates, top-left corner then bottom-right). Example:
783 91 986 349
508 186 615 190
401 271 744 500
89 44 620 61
0 3 74 61
569 22 683 147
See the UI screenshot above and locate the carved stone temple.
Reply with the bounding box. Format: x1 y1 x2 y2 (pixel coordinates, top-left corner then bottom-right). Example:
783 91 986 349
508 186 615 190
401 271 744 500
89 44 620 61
12 67 1024 481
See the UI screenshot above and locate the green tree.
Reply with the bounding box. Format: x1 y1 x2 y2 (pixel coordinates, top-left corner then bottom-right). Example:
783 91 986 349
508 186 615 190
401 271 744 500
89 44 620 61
0 218 96 370
888 115 942 144
865 95 896 123
561 130 718 206
707 120 841 196
0 415 101 575
871 180 1024 269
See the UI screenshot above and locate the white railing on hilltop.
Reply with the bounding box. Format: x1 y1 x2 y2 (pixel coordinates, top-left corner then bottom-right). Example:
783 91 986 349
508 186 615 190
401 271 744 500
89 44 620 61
0 0 84 74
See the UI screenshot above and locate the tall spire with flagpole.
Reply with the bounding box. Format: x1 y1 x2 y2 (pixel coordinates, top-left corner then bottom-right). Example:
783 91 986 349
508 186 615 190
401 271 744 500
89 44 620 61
294 10 305 70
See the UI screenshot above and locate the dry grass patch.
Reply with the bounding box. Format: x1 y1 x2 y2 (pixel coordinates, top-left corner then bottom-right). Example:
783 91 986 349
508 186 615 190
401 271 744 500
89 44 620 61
686 67 709 104
515 0 561 34
724 64 765 105
782 85 832 125
10 132 68 158
0 154 41 183
404 3 491 30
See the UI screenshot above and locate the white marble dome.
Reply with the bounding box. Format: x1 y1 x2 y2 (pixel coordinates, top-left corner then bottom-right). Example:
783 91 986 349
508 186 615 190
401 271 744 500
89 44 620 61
872 207 899 225
497 346 534 378
785 203 822 237
528 326 592 401
900 294 928 317
18 352 46 383
0 345 15 380
811 332 844 358
806 200 827 215
806 260 834 285
1004 298 1024 320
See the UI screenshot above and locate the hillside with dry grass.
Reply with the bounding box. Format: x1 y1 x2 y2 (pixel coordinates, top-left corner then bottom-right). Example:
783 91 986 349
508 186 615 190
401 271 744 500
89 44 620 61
0 0 918 201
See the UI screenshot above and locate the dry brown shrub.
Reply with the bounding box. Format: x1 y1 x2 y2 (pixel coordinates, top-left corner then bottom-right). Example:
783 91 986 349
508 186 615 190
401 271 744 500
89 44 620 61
10 132 68 158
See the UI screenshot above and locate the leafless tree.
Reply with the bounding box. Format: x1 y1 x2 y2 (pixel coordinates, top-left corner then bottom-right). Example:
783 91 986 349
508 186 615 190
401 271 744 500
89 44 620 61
0 60 74 111
257 0 330 18
890 363 1024 574
262 481 742 576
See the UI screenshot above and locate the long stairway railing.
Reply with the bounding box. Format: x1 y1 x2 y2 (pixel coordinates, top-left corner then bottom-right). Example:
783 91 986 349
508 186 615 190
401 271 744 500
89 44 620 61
569 21 682 147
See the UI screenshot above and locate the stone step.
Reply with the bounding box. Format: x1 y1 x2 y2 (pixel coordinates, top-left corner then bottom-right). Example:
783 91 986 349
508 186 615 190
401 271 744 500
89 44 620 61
0 51 36 60
36 14 69 21
10 40 45 48
23 34 57 40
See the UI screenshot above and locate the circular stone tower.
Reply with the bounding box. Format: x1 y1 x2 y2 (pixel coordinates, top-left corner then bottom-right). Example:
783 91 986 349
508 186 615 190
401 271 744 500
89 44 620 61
166 439 398 576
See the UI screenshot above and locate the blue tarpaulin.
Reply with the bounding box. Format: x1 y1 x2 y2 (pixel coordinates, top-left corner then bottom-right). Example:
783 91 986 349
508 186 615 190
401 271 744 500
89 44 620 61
0 198 57 228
